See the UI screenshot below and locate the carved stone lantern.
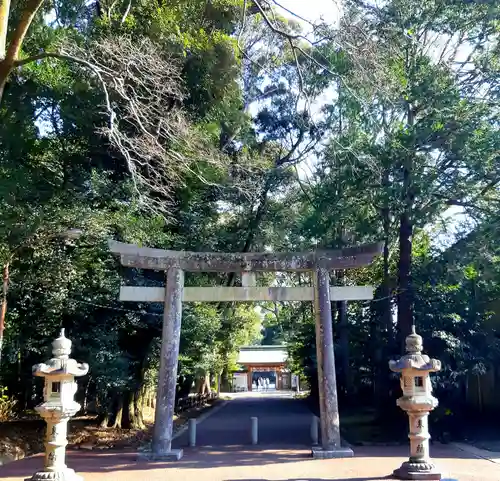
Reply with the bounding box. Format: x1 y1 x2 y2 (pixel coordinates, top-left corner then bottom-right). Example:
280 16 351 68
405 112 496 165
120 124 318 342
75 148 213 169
389 326 442 480
27 329 89 481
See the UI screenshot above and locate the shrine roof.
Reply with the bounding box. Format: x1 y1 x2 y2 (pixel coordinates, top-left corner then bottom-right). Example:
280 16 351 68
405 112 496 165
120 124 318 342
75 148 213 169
237 345 288 365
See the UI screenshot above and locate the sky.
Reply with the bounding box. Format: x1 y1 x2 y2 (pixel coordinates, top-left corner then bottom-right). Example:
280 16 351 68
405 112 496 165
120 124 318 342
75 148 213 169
274 0 342 24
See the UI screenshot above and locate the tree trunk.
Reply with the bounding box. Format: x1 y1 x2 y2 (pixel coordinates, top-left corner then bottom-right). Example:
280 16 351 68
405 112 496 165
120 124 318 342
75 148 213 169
374 176 394 407
100 413 110 429
0 59 10 106
98 392 112 428
195 375 204 394
0 0 46 105
112 394 124 429
127 391 143 429
397 209 413 350
83 376 92 414
112 390 142 429
216 371 222 394
0 261 9 367
131 388 145 429
176 375 193 402
126 392 134 428
220 367 229 392
397 50 415 352
0 0 12 57
222 178 271 292
381 167 393 343
196 372 211 394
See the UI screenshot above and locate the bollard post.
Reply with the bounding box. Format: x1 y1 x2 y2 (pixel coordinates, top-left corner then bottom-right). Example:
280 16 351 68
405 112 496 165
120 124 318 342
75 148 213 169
251 417 258 445
188 419 197 447
311 415 319 445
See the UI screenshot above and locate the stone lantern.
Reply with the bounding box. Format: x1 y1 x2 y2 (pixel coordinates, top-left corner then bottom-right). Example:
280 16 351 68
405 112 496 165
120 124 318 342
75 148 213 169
27 329 89 481
389 326 442 480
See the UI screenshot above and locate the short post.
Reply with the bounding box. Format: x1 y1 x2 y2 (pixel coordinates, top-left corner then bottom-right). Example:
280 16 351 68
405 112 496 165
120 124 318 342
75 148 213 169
251 417 258 445
311 416 319 445
389 326 442 480
188 419 197 447
27 330 89 481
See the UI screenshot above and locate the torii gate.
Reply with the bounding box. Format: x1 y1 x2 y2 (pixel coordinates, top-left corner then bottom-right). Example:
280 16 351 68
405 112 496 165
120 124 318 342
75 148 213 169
109 240 382 459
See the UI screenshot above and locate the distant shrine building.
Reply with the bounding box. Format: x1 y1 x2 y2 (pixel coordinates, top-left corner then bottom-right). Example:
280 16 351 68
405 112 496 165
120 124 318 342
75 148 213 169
232 345 298 391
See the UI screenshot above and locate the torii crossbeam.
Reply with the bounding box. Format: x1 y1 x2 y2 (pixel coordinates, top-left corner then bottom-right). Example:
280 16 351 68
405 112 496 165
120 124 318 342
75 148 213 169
109 240 383 460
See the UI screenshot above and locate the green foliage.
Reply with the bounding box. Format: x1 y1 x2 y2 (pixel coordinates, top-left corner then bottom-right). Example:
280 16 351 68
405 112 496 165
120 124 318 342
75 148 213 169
0 388 17 421
0 0 499 431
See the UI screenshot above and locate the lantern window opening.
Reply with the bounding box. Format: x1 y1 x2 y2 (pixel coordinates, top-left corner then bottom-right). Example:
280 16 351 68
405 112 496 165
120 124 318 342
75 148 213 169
52 382 61 393
415 376 424 387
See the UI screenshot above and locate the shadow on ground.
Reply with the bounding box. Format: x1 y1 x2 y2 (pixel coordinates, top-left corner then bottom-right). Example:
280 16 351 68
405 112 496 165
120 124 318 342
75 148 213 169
224 479 459 481
0 444 478 478
223 478 394 481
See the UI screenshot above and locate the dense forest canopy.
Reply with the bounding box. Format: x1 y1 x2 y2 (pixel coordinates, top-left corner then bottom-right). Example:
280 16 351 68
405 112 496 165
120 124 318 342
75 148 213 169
0 0 499 430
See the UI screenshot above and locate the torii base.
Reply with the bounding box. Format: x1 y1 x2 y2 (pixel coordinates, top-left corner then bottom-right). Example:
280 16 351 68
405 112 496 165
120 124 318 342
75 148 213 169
393 460 442 480
137 449 184 461
311 446 354 459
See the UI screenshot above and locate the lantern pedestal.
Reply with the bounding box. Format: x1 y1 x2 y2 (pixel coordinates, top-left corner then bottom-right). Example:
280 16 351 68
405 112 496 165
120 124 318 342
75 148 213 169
26 330 88 481
26 409 82 481
394 462 441 480
27 468 82 481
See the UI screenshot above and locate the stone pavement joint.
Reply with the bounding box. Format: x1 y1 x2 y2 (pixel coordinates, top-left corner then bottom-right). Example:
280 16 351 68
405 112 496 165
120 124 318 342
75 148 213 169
452 442 500 464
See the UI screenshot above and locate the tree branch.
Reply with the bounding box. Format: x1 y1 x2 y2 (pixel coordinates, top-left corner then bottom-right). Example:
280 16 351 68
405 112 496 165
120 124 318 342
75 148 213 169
0 0 11 57
14 51 114 126
121 0 132 24
5 0 45 63
253 0 300 40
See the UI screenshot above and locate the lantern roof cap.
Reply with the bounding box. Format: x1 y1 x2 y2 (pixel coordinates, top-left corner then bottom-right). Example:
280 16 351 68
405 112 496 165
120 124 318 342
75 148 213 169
32 330 89 378
389 326 441 373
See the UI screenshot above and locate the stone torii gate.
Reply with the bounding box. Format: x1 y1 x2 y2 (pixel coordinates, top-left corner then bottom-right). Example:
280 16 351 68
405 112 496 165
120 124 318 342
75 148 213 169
109 240 382 459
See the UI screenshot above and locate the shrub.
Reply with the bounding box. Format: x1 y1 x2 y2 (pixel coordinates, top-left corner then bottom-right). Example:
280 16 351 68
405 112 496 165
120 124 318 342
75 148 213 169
0 388 17 421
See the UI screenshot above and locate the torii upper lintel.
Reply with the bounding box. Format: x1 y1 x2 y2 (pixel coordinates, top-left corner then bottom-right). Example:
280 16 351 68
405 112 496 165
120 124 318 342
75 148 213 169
108 240 383 272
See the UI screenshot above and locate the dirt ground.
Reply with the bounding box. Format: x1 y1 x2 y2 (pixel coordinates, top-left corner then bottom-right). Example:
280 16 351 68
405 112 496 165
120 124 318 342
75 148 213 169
0 401 220 464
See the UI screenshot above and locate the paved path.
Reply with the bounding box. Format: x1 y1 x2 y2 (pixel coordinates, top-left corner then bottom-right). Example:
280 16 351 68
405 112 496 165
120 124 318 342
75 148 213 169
2 392 500 480
174 391 312 448
3 444 500 480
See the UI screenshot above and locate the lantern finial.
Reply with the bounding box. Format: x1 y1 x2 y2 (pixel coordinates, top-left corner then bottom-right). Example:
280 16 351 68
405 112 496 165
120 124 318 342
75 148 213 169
405 325 423 354
52 329 72 359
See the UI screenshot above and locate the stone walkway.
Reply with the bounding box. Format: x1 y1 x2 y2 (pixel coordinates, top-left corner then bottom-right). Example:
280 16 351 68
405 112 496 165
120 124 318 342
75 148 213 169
174 391 312 448
2 392 500 481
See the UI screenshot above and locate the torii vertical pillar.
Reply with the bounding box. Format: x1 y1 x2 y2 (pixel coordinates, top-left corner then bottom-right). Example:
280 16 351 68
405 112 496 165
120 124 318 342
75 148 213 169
312 267 353 458
143 267 184 460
